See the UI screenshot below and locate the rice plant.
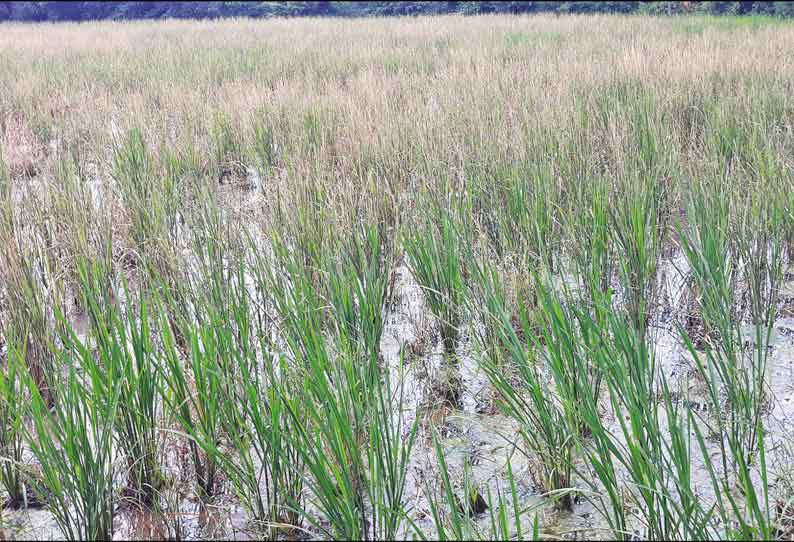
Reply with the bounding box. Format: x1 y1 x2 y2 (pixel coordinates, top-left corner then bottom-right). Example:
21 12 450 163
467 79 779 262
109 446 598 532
467 259 574 510
677 180 769 476
267 224 418 540
23 325 118 541
0 338 26 508
403 210 465 357
251 110 278 179
327 223 395 364
565 176 615 301
76 259 164 505
609 173 667 342
157 301 224 499
209 111 246 181
112 128 181 274
578 299 712 540
673 179 781 539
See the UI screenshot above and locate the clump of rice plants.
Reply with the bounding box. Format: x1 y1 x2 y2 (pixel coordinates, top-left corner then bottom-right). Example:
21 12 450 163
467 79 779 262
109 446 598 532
565 176 615 301
403 209 465 357
209 110 247 181
419 431 546 540
156 295 224 499
609 173 667 342
571 292 712 540
673 178 779 538
171 246 305 536
251 109 278 179
266 222 418 540
327 223 395 364
677 180 773 475
154 206 239 500
532 277 603 440
76 259 164 506
0 338 26 508
22 326 118 541
112 128 182 274
0 153 61 408
152 196 242 501
467 259 575 510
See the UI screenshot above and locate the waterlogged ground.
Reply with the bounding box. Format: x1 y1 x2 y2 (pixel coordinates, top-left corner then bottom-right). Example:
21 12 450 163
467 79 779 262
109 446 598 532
3 177 794 540
6 267 794 540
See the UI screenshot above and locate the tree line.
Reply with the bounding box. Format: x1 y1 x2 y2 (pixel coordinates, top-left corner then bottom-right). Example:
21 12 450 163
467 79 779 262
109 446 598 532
1 2 793 23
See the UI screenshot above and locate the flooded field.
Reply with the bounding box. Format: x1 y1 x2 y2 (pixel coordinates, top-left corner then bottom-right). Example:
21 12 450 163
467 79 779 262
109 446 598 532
2 12 794 541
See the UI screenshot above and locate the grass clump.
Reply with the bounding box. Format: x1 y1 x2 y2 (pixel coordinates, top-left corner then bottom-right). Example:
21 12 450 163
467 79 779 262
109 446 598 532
0 339 26 508
404 210 465 357
23 330 118 541
468 260 575 511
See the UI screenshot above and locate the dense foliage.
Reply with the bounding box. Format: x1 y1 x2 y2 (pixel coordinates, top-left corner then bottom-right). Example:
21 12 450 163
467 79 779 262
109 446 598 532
1 1 794 22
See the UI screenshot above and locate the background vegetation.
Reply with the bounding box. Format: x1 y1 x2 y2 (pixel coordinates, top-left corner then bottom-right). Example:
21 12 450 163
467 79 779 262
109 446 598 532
2 1 794 22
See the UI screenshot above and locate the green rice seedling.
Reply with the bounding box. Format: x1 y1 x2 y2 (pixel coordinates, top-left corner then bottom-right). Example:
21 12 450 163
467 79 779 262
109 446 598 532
327 223 395 363
609 173 666 341
736 188 785 336
223 353 305 537
467 259 574 510
365 356 419 540
276 345 409 539
533 275 605 439
585 311 707 540
690 413 774 539
525 166 558 272
301 106 336 156
418 439 481 541
466 258 514 375
113 128 181 276
483 459 534 541
209 110 246 181
176 251 305 536
479 163 557 272
46 156 109 286
266 230 418 539
704 101 753 174
22 326 118 541
156 146 187 246
0 185 59 407
0 338 26 508
112 127 155 252
155 194 250 501
154 201 234 500
565 176 615 301
677 180 767 476
156 298 224 499
629 89 670 178
271 178 332 288
541 283 715 540
781 175 794 262
251 110 278 179
677 184 781 539
75 259 164 506
403 210 465 357
161 130 205 191
0 160 29 497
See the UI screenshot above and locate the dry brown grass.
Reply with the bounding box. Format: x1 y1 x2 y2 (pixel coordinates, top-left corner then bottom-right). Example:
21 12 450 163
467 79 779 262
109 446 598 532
1 15 792 191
